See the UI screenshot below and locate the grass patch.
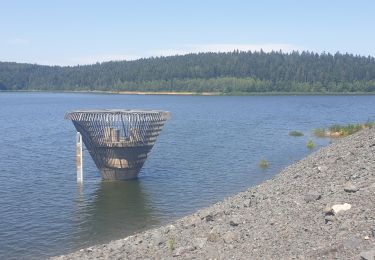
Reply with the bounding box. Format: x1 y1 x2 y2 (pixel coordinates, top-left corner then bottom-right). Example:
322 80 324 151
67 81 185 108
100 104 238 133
306 139 315 149
313 128 326 138
289 130 304 137
259 159 269 169
313 121 375 138
167 238 175 251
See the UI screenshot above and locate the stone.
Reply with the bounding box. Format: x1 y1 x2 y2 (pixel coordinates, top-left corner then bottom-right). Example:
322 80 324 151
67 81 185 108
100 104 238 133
152 231 165 246
86 247 93 253
344 182 359 193
304 192 322 203
243 199 251 207
194 237 207 249
372 228 375 238
211 225 223 234
207 225 226 242
205 214 214 222
223 231 238 244
135 238 143 245
207 232 219 243
343 237 362 249
173 246 194 257
168 225 176 231
324 215 337 224
360 249 375 260
323 205 334 215
351 173 361 180
332 203 351 214
317 165 328 173
229 215 241 226
188 215 202 227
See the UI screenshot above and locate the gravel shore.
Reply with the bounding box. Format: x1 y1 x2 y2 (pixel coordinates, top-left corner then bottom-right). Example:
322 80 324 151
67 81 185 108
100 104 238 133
52 128 375 259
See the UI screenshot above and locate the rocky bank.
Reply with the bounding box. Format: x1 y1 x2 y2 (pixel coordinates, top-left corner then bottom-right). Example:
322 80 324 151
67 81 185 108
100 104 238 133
52 128 375 259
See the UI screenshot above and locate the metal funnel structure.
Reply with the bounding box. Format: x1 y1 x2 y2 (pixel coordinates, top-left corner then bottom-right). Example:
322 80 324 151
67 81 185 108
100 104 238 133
65 109 170 180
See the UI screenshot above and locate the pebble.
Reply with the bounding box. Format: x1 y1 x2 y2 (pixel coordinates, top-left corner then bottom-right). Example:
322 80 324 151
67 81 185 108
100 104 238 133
317 165 328 173
173 246 195 257
151 231 165 246
207 228 220 242
194 237 207 249
360 249 375 260
343 237 362 249
332 203 352 214
243 199 251 207
344 182 359 193
304 192 322 203
324 215 337 223
205 214 214 222
223 231 238 244
323 204 334 215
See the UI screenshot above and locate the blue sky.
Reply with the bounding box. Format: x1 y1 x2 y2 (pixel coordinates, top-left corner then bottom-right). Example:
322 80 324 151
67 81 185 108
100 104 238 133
1 0 374 65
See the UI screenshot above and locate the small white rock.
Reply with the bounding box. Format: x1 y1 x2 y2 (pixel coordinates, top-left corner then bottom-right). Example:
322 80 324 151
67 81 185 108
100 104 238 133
332 203 351 214
168 224 176 230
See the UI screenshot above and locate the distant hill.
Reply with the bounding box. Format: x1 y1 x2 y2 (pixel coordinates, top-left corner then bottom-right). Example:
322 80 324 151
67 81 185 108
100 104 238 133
1 51 375 93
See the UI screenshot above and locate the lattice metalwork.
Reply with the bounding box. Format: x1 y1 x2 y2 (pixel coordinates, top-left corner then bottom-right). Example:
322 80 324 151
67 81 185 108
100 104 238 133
65 109 170 180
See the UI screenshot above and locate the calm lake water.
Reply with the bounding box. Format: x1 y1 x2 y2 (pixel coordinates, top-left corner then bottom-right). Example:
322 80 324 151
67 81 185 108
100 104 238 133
0 93 375 259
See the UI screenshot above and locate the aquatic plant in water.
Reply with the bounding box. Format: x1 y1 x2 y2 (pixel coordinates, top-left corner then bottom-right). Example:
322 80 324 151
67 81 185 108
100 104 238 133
306 140 315 149
259 159 269 169
313 121 375 138
289 131 304 137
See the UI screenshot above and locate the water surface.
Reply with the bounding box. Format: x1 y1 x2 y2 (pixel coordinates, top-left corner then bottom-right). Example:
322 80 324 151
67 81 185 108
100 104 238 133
0 93 374 259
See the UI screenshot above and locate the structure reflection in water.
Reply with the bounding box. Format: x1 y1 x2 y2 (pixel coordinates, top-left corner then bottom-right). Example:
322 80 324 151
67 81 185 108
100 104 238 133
73 181 161 247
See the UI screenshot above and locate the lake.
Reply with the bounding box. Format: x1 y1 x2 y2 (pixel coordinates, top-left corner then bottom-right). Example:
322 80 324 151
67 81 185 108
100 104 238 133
0 93 374 259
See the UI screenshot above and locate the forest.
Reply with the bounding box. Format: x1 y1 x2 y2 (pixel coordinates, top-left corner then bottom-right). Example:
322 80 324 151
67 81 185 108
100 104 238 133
1 50 375 93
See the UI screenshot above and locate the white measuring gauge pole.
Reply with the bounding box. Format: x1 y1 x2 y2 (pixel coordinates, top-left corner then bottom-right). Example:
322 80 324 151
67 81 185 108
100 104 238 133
76 132 83 183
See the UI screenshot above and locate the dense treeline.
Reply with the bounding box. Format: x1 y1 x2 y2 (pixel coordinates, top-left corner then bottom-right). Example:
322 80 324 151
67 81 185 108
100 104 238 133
1 51 375 93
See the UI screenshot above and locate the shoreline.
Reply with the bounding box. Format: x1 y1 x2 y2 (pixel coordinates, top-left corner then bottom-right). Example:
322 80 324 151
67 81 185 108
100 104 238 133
52 128 375 259
2 89 375 96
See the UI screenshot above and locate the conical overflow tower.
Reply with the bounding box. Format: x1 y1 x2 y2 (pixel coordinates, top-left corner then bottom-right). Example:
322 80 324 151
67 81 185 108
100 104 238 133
65 109 170 180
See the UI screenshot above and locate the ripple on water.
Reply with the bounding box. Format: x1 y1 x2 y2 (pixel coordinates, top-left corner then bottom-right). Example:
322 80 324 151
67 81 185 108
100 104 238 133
0 93 375 259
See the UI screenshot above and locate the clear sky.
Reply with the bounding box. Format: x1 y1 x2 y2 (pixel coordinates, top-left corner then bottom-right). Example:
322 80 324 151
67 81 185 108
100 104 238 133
1 0 374 66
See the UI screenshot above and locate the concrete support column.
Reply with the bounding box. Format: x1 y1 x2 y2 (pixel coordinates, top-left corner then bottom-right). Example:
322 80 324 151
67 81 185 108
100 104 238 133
76 132 83 183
